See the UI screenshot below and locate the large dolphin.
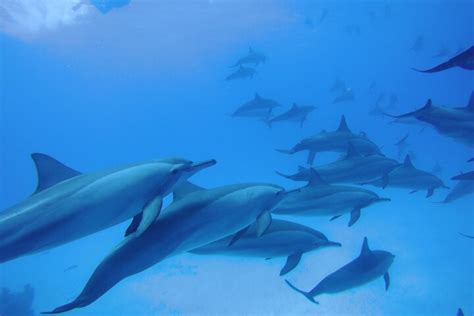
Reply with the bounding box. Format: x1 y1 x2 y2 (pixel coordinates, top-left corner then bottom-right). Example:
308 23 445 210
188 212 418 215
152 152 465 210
0 154 215 263
439 180 474 203
265 103 316 128
226 66 256 80
231 47 267 67
44 181 288 313
190 219 341 276
276 116 381 165
277 143 398 184
231 93 282 119
285 237 394 304
386 93 474 147
365 155 448 197
413 46 474 73
273 169 390 227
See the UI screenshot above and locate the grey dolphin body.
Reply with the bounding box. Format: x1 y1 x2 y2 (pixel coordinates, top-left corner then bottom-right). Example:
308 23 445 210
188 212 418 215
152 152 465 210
231 93 282 119
190 219 341 275
387 94 474 147
366 155 448 197
226 66 256 80
440 180 474 203
277 144 398 185
0 154 215 263
452 171 474 181
265 104 316 128
414 46 474 73
274 169 390 226
285 237 394 304
276 116 381 165
44 182 287 313
232 48 267 67
332 88 354 104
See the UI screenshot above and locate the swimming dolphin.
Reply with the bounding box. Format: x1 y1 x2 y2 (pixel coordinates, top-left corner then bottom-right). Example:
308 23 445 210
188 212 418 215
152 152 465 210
439 180 474 203
329 78 346 93
365 155 448 197
226 66 256 80
413 46 474 73
276 116 381 165
0 154 215 263
231 47 267 67
277 143 398 185
44 181 288 313
264 103 316 128
386 93 474 146
332 88 355 104
190 219 341 275
451 171 474 181
231 93 282 119
285 237 394 304
273 169 391 227
394 133 410 159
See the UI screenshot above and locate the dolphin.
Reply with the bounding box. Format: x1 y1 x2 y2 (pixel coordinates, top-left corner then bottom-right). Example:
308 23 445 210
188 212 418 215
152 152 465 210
276 115 381 165
410 35 424 53
413 46 474 73
366 155 448 197
394 133 410 159
226 66 256 80
277 143 398 185
231 93 282 119
0 154 215 263
190 219 341 276
44 181 288 313
285 237 394 304
274 169 390 227
264 103 316 128
439 180 474 203
458 308 464 316
231 47 267 67
332 88 355 104
329 78 346 93
451 171 474 181
386 93 474 146
459 233 474 240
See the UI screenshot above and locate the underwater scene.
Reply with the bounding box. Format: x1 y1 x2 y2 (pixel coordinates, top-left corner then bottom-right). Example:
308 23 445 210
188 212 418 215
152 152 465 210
0 1 473 315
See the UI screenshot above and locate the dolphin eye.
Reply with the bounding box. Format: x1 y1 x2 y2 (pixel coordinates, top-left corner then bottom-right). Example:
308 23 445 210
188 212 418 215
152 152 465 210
172 169 179 175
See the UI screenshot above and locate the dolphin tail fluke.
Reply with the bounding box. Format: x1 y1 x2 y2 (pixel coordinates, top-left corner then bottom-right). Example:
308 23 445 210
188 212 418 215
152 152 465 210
412 60 454 73
285 280 319 304
42 300 82 314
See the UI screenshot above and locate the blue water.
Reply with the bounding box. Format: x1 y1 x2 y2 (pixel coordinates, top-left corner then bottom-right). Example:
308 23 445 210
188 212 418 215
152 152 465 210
0 1 473 315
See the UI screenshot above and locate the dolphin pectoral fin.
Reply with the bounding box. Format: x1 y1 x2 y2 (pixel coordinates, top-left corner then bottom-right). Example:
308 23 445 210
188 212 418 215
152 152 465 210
124 213 143 237
228 226 250 247
280 253 302 276
284 280 319 304
381 173 389 189
383 272 390 291
307 151 316 165
330 215 342 221
412 60 454 73
409 190 417 194
426 188 434 198
348 208 361 227
256 210 272 236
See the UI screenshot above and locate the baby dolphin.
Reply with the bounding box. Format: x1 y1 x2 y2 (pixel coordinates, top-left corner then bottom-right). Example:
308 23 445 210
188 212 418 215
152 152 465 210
274 169 390 227
276 115 381 165
44 181 288 313
413 46 474 73
366 155 448 197
265 103 316 128
190 219 341 276
231 47 267 67
0 154 215 263
226 66 256 80
231 93 282 119
285 237 394 304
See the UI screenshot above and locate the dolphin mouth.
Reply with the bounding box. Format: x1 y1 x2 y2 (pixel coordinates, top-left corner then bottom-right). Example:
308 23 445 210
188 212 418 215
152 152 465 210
377 197 392 203
186 159 217 172
325 241 342 247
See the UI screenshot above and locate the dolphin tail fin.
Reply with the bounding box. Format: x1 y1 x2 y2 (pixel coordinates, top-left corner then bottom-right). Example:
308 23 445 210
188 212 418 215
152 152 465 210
42 298 84 314
284 280 319 304
412 60 454 73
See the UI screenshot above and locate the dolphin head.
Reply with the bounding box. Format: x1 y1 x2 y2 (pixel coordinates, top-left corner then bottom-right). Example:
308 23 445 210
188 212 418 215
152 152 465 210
246 184 288 212
372 250 395 270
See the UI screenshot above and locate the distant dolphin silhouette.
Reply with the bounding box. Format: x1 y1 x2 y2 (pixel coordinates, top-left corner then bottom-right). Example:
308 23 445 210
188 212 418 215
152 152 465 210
413 46 474 73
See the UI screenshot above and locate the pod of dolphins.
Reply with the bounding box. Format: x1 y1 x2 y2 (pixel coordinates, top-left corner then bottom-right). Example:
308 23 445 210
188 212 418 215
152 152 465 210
1 44 472 315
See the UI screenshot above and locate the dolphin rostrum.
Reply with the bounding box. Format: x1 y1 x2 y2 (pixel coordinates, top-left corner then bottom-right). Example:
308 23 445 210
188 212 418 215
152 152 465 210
0 154 215 263
274 169 390 227
226 66 256 80
413 46 474 73
276 116 381 165
264 103 316 128
44 181 288 313
285 237 394 304
190 219 341 275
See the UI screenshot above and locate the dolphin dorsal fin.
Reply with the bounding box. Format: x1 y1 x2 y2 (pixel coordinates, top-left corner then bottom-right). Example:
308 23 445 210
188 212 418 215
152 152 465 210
360 237 371 256
307 168 328 186
404 155 414 167
337 115 351 132
31 153 81 194
345 143 361 159
466 91 474 111
172 181 205 201
423 99 432 110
